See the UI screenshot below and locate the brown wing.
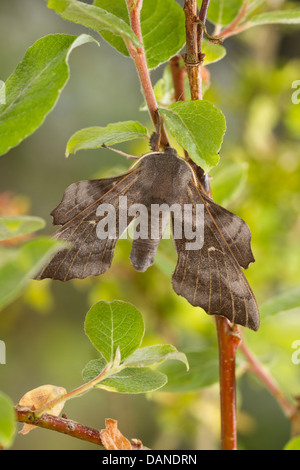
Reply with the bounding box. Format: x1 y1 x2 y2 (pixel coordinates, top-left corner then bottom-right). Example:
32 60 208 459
36 169 140 281
172 181 260 331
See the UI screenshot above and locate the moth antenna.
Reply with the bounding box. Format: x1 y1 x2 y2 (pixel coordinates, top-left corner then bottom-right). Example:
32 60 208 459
128 152 156 170
102 144 138 159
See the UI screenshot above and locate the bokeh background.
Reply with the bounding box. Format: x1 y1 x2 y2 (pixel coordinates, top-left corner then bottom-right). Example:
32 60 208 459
0 0 300 450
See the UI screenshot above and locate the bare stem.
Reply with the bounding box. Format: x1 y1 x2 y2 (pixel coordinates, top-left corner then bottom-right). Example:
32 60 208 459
170 55 186 102
216 318 241 450
16 408 105 447
125 0 170 148
35 364 112 417
15 409 146 449
184 0 202 100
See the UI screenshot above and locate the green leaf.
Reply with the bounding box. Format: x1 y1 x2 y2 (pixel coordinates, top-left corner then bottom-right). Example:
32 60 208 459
202 39 226 65
47 0 141 47
284 436 300 450
155 249 176 278
0 392 16 449
210 160 249 206
123 345 189 370
260 288 300 317
235 9 300 36
84 301 145 362
0 81 5 105
157 349 219 393
93 0 130 56
82 358 167 393
206 0 244 26
94 0 186 69
0 34 97 157
140 0 186 70
66 121 148 156
82 358 108 382
0 238 65 311
245 0 266 18
98 367 168 394
0 216 45 241
160 101 226 173
248 10 300 27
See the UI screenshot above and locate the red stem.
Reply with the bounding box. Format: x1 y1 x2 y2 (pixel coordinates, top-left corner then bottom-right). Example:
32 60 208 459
216 318 241 450
239 340 295 418
170 55 186 102
218 2 249 39
125 0 170 148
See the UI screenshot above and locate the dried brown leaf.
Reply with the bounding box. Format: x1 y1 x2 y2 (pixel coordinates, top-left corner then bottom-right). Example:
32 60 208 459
18 384 66 435
100 419 131 450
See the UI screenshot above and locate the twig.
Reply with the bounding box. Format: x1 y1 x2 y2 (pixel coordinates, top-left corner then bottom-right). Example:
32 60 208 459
196 19 224 44
125 0 170 149
102 144 138 159
15 408 146 450
16 408 105 447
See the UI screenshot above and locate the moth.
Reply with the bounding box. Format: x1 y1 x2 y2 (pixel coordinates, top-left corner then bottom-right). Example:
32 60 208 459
36 146 260 331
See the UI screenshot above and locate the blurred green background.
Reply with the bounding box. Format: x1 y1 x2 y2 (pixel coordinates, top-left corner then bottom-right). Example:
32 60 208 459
0 0 300 450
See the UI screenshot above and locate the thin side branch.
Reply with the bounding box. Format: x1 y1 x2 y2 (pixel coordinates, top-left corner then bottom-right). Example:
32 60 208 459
35 364 111 417
239 340 296 418
197 0 211 52
217 2 249 39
